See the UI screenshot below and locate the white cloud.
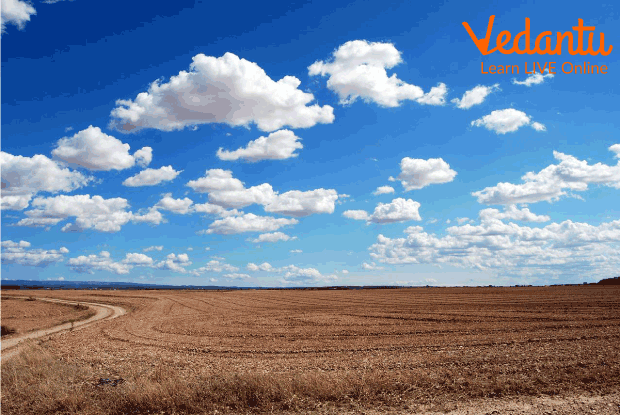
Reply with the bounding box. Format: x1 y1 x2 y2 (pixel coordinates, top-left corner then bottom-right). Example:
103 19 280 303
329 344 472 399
344 198 422 224
389 157 457 190
52 126 152 171
610 144 620 158
373 185 395 195
123 166 181 187
251 232 296 243
343 210 370 221
512 71 554 87
223 273 251 280
206 213 298 235
264 189 339 217
156 253 192 274
247 262 274 272
143 245 163 252
451 84 500 109
133 147 153 167
290 249 302 253
362 262 384 271
154 193 194 214
110 52 334 133
131 208 165 225
122 253 154 266
473 147 620 205
1 0 36 32
68 251 132 275
17 194 134 232
479 205 550 223
217 130 303 162
471 109 545 134
309 40 445 107
369 215 620 280
192 260 239 275
1 152 91 210
1 240 68 267
187 169 340 216
456 217 470 225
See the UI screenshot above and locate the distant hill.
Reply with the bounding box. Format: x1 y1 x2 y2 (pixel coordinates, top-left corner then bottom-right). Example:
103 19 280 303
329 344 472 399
0 279 228 290
596 276 620 285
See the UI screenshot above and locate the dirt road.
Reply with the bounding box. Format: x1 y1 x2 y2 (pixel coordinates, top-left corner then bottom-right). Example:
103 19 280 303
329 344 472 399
1 297 126 361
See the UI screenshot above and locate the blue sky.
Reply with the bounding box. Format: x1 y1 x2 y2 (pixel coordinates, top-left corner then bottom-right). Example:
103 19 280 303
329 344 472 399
2 0 619 287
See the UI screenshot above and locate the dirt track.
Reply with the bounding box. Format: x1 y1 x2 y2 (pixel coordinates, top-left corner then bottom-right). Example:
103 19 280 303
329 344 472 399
1 297 126 361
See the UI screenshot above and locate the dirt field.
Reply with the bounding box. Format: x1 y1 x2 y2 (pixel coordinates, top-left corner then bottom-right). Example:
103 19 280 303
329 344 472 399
1 296 94 338
1 286 619 414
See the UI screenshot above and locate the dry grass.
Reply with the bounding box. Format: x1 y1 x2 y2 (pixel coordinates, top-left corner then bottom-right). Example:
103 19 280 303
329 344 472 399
2 286 619 414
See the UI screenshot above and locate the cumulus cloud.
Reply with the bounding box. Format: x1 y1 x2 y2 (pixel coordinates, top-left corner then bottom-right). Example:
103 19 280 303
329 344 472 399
1 240 68 267
369 215 620 280
132 208 165 225
52 126 152 171
250 232 296 243
1 152 91 210
206 213 298 235
1 0 36 32
223 273 251 280
512 71 554 87
479 205 550 223
373 186 395 195
473 146 620 205
187 169 340 216
122 253 154 266
290 249 302 253
143 245 163 252
451 84 500 109
154 194 194 214
389 157 457 190
247 262 274 272
471 109 545 134
309 40 446 107
191 260 239 275
156 253 192 274
217 130 303 162
362 262 384 271
68 251 132 275
123 166 181 187
17 194 134 232
344 198 421 224
110 52 334 133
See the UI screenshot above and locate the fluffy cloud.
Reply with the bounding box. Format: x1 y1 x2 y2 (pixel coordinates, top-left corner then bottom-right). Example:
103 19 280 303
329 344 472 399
217 130 303 162
451 84 500 109
471 109 545 134
1 240 68 267
362 262 384 271
344 198 421 224
309 40 446 107
187 169 340 216
251 232 296 243
479 205 550 223
223 273 251 280
17 194 134 232
389 157 457 190
373 185 395 195
143 245 163 252
473 146 620 205
110 52 334 133
122 253 154 266
132 208 165 225
52 126 152 171
123 166 181 187
1 152 91 210
191 260 239 275
1 0 36 32
369 215 620 280
154 194 194 214
512 71 554 87
68 251 132 275
247 262 274 272
156 253 192 274
206 213 298 235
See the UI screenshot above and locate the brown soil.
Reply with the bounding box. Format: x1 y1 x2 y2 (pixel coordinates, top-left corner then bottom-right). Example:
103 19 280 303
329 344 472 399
1 286 619 414
1 296 94 337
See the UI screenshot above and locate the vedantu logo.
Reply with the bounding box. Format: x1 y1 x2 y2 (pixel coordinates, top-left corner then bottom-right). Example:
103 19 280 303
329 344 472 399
462 16 612 56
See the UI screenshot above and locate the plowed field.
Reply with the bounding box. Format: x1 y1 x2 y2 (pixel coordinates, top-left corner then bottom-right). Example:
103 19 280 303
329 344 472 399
2 286 619 414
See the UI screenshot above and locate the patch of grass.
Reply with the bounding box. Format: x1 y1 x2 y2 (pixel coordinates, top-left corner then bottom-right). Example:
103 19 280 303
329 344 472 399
1 325 17 336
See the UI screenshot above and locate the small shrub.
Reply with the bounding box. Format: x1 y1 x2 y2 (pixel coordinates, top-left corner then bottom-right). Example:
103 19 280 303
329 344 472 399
1 325 17 336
